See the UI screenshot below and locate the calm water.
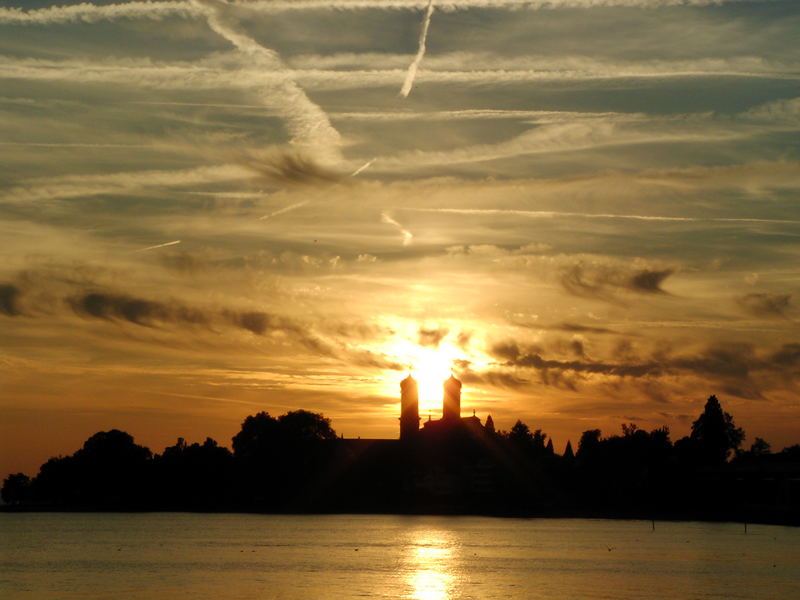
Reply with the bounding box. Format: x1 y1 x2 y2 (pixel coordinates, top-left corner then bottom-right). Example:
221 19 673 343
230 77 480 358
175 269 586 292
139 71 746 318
0 513 797 599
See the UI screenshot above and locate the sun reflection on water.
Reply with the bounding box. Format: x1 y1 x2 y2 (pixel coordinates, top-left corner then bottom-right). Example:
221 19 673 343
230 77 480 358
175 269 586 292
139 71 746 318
404 532 457 600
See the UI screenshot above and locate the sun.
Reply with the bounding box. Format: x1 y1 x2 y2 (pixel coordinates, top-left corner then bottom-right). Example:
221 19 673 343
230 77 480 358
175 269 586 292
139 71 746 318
409 347 457 413
378 331 463 414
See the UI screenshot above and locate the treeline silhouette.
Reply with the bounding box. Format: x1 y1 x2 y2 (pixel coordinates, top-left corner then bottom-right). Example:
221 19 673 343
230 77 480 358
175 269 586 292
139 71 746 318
3 396 799 524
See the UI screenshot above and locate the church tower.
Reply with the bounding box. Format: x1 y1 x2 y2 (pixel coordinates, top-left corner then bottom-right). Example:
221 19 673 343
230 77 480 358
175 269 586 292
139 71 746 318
442 374 462 421
400 375 420 439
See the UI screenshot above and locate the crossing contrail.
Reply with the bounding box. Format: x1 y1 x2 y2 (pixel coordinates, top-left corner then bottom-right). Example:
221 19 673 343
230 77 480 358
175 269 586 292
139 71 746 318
400 0 435 98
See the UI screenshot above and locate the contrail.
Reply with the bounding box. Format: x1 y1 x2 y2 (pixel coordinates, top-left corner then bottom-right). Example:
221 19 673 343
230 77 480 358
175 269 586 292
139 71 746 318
351 158 377 177
381 211 413 245
404 207 800 225
259 201 309 220
400 0 435 98
0 0 774 26
190 0 342 163
135 240 182 252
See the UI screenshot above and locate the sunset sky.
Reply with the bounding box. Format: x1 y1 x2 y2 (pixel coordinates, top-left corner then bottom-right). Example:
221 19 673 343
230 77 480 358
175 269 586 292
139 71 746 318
2 0 799 480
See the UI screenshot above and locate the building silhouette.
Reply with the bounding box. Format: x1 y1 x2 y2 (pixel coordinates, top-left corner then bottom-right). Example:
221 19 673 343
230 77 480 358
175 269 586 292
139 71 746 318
442 375 462 421
399 375 420 440
401 373 489 437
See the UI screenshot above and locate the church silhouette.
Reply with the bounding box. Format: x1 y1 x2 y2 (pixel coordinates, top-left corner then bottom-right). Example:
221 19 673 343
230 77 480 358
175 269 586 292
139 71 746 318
399 374 492 439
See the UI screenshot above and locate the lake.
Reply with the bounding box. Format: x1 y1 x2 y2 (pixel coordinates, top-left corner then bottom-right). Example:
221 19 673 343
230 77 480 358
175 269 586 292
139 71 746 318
1 513 797 599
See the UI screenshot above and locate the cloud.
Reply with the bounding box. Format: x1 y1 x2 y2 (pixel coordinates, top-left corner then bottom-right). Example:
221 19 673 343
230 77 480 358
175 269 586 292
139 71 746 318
243 149 347 187
771 343 800 367
0 284 22 316
555 322 617 334
1 164 253 205
0 262 412 377
560 263 674 300
222 310 297 336
0 1 194 25
629 269 673 294
735 293 792 318
491 341 661 378
669 343 755 380
68 292 210 328
66 289 322 344
743 97 800 122
375 120 742 172
570 339 586 357
418 326 449 347
460 368 529 389
485 338 800 399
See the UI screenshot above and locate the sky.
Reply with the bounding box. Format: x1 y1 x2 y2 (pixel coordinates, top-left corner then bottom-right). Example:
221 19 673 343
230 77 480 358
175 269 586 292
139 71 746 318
1 0 799 480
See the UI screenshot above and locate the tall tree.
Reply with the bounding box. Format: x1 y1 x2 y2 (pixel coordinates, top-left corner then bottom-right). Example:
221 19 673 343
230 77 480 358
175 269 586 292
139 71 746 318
690 395 745 465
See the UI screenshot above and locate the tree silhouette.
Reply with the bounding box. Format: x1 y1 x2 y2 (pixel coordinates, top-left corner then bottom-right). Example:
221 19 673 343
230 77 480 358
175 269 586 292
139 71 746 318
563 440 574 459
576 429 601 459
73 429 152 506
1 473 31 505
507 420 532 445
232 411 280 460
278 410 337 441
749 437 771 456
690 395 745 465
3 398 796 522
230 410 337 509
155 436 233 508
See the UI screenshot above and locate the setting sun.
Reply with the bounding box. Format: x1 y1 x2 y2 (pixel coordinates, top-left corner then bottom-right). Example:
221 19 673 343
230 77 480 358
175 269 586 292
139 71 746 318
385 340 460 414
409 349 456 414
373 321 471 415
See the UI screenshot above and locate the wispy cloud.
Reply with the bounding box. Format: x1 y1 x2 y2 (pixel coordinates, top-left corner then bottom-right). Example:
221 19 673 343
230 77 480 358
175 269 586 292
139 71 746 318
375 120 745 170
0 1 194 25
736 293 793 318
489 338 800 398
1 164 253 204
559 263 674 301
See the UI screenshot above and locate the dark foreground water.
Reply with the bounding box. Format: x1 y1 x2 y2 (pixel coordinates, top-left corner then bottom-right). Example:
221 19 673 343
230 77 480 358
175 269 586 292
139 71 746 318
1 513 797 599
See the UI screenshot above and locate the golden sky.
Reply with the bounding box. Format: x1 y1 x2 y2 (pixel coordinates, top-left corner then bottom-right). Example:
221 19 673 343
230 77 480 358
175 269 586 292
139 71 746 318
2 0 799 479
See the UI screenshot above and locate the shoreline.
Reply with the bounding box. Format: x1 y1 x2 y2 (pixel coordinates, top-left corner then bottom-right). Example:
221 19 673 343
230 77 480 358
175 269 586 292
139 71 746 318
3 505 798 527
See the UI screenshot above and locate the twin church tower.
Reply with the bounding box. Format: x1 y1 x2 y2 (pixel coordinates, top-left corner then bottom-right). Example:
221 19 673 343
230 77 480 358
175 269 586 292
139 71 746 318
400 374 490 439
